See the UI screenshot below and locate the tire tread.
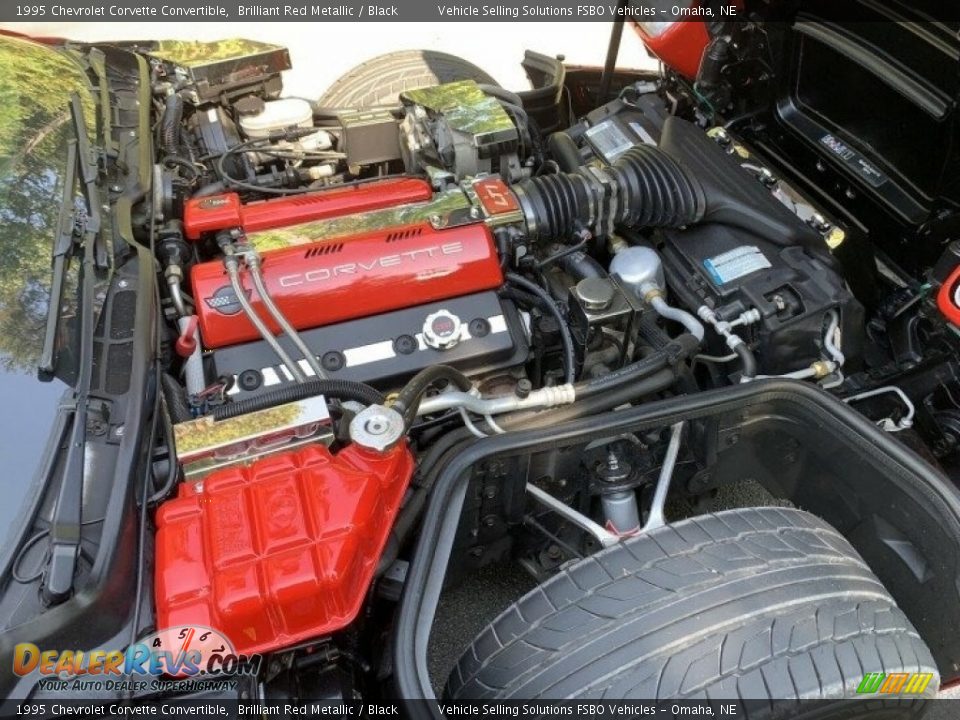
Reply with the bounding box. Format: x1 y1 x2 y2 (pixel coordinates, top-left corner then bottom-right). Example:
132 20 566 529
445 508 938 705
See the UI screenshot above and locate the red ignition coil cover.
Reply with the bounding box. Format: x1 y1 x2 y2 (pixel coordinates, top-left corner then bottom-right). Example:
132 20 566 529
155 442 415 656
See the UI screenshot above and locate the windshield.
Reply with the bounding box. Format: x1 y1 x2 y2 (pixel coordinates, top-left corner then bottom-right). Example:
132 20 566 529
0 35 97 553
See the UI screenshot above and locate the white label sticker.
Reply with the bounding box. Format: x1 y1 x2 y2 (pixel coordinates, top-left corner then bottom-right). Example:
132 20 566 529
585 120 635 161
703 246 772 285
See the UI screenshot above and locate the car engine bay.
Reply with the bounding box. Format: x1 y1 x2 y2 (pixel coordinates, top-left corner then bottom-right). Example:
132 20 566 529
142 30 960 696
6 14 960 707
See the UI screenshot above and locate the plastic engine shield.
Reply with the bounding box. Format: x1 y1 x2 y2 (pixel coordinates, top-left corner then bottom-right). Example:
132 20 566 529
155 442 415 655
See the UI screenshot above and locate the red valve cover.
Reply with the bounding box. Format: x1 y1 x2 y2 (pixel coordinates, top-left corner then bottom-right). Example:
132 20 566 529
182 178 433 241
192 221 504 348
155 442 415 656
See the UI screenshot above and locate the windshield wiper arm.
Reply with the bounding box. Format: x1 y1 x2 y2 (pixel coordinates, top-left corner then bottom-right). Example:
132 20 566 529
42 95 102 605
38 138 78 377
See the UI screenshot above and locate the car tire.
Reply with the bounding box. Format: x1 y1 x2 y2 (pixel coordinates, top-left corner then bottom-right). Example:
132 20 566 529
317 50 500 109
446 507 938 712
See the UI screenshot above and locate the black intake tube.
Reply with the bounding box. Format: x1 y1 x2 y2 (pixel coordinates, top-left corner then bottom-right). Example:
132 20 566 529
160 93 183 157
558 250 606 280
512 144 706 241
546 131 584 173
212 379 385 421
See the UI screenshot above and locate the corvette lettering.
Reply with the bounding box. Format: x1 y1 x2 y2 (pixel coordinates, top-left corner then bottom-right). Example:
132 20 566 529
278 242 465 287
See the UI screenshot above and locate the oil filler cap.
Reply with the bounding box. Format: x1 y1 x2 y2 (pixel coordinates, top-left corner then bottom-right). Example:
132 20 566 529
422 309 463 350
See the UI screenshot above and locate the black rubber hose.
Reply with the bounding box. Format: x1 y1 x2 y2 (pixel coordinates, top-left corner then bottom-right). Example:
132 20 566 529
558 250 606 280
546 131 583 173
393 366 473 427
735 343 758 380
501 367 679 431
160 93 183 157
573 334 699 400
212 379 384 421
376 427 477 576
513 172 590 242
611 145 706 228
636 309 673 350
161 372 192 423
512 143 706 241
506 272 576 385
147 393 180 505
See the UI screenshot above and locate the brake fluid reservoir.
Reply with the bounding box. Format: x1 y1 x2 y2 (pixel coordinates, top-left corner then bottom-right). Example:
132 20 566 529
238 97 313 139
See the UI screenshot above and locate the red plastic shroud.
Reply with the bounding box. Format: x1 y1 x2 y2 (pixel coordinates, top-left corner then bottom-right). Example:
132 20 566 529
633 20 710 81
192 221 504 348
155 442 415 656
938 265 960 326
182 178 434 241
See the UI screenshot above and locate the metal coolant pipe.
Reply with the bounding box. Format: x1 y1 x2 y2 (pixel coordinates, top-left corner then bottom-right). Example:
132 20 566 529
246 252 328 380
222 245 306 383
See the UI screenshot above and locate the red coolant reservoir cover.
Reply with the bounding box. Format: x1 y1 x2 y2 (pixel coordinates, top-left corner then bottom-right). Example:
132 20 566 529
155 442 415 655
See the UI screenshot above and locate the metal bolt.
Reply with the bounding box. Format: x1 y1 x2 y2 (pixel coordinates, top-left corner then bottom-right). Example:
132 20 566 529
607 452 621 472
118 279 129 289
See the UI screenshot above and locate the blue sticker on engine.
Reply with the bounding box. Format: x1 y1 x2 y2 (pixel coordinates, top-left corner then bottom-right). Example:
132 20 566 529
703 246 771 285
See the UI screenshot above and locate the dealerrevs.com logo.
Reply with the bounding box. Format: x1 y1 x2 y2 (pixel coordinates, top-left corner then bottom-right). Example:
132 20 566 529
13 625 261 691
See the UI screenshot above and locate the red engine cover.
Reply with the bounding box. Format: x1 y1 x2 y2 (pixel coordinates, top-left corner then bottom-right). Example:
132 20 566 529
182 178 433 241
192 221 504 348
155 442 415 656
